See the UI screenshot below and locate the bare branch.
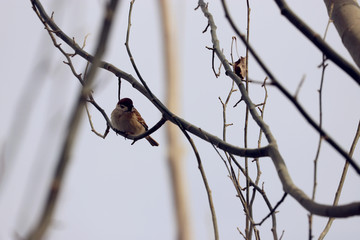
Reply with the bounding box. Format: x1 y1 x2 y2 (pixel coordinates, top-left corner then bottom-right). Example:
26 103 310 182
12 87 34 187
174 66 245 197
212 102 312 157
198 0 360 217
274 0 360 84
27 1 120 239
181 128 219 240
218 0 360 174
205 46 222 77
31 0 269 159
117 77 122 102
309 12 333 237
131 117 167 145
294 75 306 100
85 103 109 139
31 0 360 221
255 193 288 226
324 0 360 68
318 121 360 239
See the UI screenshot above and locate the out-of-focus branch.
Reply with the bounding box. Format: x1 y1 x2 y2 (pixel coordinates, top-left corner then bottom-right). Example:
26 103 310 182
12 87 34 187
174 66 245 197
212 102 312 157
198 0 360 218
324 0 360 68
274 0 360 83
27 0 119 239
157 0 193 239
32 0 360 218
39 19 110 140
31 0 270 159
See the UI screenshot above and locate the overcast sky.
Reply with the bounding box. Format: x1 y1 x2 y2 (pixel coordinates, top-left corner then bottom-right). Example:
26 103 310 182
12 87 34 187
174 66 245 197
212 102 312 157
1 0 360 239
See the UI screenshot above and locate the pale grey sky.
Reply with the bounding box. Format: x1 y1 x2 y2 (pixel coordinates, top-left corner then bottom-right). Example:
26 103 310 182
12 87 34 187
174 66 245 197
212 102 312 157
1 0 359 239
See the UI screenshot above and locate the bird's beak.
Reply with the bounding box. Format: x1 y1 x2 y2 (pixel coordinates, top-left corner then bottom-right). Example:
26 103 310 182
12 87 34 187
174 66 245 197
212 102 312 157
127 106 133 112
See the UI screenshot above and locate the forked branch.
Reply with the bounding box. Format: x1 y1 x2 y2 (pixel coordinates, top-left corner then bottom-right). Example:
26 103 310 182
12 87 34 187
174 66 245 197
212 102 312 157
197 0 360 218
31 0 271 159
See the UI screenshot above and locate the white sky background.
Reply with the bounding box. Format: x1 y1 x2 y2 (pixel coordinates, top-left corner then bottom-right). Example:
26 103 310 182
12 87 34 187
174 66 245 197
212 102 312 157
0 0 360 239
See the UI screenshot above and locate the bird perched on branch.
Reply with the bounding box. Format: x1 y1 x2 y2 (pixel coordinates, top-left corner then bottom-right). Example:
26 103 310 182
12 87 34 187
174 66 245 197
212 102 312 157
111 98 159 146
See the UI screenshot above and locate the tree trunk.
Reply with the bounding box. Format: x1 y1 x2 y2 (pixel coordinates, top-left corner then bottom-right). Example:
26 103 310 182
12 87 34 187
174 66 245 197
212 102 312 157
324 0 360 68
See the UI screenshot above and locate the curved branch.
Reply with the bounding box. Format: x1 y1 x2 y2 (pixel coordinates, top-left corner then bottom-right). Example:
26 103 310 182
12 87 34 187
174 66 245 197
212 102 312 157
274 0 360 84
88 98 166 143
319 121 360 239
324 0 360 68
180 128 219 240
28 0 120 239
218 0 360 174
131 117 167 144
229 154 281 239
198 0 360 217
31 0 269 160
31 0 360 218
267 146 360 217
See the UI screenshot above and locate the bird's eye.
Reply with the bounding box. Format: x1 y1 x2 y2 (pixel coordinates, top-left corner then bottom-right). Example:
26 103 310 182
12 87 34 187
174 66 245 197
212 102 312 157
120 104 126 109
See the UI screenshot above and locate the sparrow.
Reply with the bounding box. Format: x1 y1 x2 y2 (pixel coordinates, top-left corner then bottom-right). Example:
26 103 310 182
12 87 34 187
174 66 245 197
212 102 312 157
111 98 159 146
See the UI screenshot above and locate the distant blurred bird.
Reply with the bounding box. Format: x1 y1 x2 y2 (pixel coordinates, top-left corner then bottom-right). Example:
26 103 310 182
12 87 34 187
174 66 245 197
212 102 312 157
111 98 159 146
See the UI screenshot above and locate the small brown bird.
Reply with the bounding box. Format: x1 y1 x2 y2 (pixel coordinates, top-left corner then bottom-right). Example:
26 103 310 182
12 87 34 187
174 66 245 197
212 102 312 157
111 98 159 146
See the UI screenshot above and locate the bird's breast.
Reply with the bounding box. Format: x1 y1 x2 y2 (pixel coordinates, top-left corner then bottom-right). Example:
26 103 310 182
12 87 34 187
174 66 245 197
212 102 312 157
111 110 145 135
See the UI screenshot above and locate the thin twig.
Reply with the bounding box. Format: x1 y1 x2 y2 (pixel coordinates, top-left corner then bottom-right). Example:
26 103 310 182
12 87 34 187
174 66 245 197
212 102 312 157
38 9 110 141
294 75 306 99
218 0 360 174
250 77 278 240
255 193 288 226
27 1 120 239
88 97 166 143
244 1 251 237
206 135 254 227
117 77 122 101
32 0 360 218
125 0 156 101
318 121 360 239
219 79 255 230
182 128 219 240
273 0 360 84
85 103 109 138
213 143 283 233
309 10 332 237
206 46 222 78
31 0 271 159
230 154 283 229
199 0 360 217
